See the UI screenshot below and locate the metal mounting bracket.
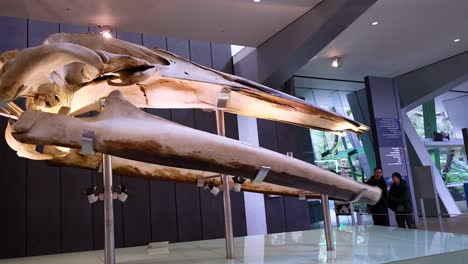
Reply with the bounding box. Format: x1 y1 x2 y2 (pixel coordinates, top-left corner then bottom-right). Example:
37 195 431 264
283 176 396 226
81 130 96 155
216 87 231 109
348 188 367 203
252 166 270 183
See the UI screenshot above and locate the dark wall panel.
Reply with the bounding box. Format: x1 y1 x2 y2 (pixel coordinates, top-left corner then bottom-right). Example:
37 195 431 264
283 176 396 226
171 109 203 242
121 176 151 247
230 191 247 237
61 167 93 252
282 197 310 232
0 120 27 258
190 40 212 67
27 161 61 256
167 37 190 59
275 122 310 232
143 34 167 49
167 38 203 242
28 20 59 46
257 119 287 234
60 24 88 33
0 16 27 259
116 31 142 44
211 43 233 74
263 196 286 234
0 16 27 50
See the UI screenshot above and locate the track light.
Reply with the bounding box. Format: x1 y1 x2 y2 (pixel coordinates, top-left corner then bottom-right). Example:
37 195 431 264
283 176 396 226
85 186 99 204
232 177 246 192
331 57 342 68
117 185 128 202
207 181 220 196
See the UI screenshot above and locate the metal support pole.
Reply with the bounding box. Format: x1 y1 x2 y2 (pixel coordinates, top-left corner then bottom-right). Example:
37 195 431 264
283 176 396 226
321 194 334 251
215 109 235 259
357 208 363 226
103 153 115 264
420 198 427 230
349 203 356 226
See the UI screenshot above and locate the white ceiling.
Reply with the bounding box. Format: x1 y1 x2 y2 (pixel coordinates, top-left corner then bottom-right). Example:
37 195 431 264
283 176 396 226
0 0 322 47
297 0 468 82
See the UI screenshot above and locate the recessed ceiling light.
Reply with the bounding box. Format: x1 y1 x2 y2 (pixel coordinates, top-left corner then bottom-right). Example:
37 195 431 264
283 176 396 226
254 0 261 2
454 38 461 43
331 57 342 68
101 30 113 39
371 21 379 26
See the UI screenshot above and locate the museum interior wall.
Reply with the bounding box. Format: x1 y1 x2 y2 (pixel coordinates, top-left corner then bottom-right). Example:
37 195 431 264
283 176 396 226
0 16 313 259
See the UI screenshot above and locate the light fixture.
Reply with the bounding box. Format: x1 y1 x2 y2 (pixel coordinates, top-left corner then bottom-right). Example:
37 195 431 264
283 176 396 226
331 57 342 68
117 185 128 202
371 21 379 26
232 177 246 192
254 0 262 2
85 186 99 204
207 181 220 196
99 26 113 39
454 38 461 43
102 30 112 39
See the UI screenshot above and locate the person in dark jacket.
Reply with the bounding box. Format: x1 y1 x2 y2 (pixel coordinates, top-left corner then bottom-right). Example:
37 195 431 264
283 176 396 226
388 172 416 229
366 167 390 226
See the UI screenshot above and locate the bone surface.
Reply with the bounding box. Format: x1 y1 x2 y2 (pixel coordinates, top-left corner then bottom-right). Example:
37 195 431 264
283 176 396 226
0 33 367 134
48 148 324 199
12 90 380 204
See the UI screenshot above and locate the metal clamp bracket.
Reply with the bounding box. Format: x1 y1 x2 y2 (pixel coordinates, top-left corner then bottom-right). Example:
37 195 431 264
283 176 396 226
197 174 222 187
252 166 270 183
81 130 96 155
348 188 367 203
216 87 231 109
298 193 307 200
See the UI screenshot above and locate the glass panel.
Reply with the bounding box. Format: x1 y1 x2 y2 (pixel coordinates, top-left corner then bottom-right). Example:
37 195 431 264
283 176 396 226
295 79 368 183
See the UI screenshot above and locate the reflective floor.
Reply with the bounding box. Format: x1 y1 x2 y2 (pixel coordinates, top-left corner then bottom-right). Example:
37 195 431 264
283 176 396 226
1 226 468 264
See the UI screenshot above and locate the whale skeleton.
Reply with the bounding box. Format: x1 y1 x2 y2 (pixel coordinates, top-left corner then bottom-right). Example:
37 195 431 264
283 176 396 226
45 148 326 200
0 33 379 204
12 91 380 204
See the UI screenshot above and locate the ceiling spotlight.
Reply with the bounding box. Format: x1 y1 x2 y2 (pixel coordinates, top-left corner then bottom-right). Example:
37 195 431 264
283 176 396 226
254 0 262 2
99 26 113 39
331 57 342 68
454 38 461 43
102 30 112 39
371 21 379 26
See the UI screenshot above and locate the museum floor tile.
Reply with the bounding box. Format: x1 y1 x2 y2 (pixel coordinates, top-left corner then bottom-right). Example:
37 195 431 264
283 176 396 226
1 225 467 264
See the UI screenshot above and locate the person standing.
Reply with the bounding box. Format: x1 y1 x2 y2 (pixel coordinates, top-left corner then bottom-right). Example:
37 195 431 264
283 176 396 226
366 167 390 226
388 172 416 229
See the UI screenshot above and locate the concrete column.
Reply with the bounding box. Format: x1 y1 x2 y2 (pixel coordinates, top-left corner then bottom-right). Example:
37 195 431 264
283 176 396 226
238 115 268 235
